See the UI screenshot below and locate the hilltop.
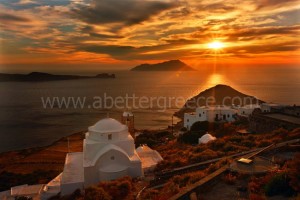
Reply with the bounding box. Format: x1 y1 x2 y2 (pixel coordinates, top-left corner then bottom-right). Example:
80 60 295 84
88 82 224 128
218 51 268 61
0 72 115 82
175 84 264 118
130 60 196 71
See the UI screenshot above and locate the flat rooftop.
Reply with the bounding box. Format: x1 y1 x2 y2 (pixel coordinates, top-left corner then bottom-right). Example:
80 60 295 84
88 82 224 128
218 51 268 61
264 113 300 125
230 157 277 174
62 152 84 184
11 184 44 196
238 158 253 164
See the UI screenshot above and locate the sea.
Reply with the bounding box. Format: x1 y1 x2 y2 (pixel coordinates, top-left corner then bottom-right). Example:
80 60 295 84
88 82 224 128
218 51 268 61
0 66 299 153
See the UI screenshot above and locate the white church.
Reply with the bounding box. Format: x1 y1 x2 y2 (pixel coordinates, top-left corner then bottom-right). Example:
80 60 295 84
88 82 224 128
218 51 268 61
32 113 162 199
0 113 164 200
39 116 142 198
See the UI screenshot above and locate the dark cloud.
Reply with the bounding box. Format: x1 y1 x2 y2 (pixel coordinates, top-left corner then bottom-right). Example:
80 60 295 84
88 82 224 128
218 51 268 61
78 37 299 60
271 9 300 26
72 0 178 26
226 25 300 41
80 25 124 39
0 13 30 23
161 38 198 45
89 32 123 39
226 41 299 54
202 3 235 12
256 0 297 9
78 41 189 60
79 45 135 58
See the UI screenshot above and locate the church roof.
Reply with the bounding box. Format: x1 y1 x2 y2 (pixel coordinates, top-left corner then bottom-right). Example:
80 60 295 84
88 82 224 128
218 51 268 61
136 145 163 170
136 145 152 153
89 118 127 133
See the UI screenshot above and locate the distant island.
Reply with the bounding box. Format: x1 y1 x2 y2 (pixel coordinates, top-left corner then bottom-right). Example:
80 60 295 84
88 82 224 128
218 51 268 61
130 60 196 71
0 72 116 82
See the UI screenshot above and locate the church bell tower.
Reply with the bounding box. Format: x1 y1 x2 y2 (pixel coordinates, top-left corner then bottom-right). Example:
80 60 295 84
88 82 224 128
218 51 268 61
121 111 135 139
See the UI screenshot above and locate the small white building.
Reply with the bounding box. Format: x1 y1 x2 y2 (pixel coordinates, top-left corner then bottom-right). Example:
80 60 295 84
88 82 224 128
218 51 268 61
199 133 216 144
184 106 238 130
236 104 261 116
136 145 163 172
260 103 285 113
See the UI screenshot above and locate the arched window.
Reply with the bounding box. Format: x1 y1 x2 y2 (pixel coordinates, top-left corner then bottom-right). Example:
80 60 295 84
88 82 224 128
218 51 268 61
108 134 112 140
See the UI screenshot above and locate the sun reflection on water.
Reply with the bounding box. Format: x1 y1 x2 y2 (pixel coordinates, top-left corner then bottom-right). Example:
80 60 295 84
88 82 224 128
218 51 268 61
207 74 224 86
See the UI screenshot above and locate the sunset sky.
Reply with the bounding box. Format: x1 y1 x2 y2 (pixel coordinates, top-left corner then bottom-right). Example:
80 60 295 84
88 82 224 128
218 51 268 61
0 0 299 71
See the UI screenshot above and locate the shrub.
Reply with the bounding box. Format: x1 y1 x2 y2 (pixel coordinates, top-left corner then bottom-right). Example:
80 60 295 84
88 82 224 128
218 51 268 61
0 170 59 192
229 135 243 143
180 127 188 132
248 177 262 194
98 176 134 200
241 139 256 148
209 139 226 151
287 153 300 192
249 193 266 200
177 131 205 144
257 140 272 147
141 189 159 200
15 197 33 200
223 173 237 185
215 123 235 137
264 173 295 197
190 121 209 132
85 186 111 200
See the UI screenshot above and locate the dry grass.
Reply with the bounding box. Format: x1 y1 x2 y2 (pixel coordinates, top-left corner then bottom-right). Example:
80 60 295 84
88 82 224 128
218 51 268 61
0 131 84 174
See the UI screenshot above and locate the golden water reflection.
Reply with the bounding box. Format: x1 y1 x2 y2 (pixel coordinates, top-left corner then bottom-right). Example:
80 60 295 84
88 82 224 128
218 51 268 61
207 74 224 86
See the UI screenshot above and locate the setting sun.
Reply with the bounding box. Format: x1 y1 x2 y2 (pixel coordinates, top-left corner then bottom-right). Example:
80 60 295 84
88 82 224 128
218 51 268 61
207 41 225 50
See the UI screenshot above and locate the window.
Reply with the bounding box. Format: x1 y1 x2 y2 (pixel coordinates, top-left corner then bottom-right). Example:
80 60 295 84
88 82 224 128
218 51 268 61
108 134 112 140
227 114 230 118
199 114 201 117
110 156 115 160
187 119 189 122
